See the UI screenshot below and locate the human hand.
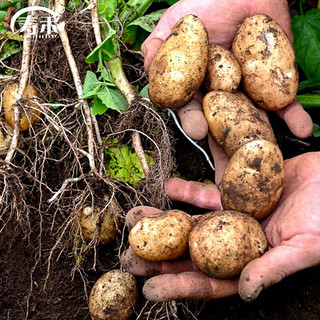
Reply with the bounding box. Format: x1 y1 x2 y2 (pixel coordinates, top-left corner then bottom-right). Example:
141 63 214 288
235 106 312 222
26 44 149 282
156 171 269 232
121 137 320 302
143 0 313 140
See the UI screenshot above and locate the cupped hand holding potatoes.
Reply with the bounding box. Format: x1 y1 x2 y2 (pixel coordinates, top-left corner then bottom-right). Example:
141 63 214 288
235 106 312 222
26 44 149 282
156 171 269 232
143 0 313 139
121 140 320 302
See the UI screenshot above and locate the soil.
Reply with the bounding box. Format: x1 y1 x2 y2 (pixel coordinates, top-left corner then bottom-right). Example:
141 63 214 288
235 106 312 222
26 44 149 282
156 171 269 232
1 1 320 320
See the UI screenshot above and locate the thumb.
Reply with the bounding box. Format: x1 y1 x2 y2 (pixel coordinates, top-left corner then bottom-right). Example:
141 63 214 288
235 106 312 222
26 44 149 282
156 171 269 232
239 235 320 302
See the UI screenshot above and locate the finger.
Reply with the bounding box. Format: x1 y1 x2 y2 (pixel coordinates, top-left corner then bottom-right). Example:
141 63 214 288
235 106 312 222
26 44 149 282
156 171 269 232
239 235 320 302
176 98 208 141
165 177 221 210
120 247 196 277
125 206 163 230
207 135 229 186
276 99 313 138
143 271 238 301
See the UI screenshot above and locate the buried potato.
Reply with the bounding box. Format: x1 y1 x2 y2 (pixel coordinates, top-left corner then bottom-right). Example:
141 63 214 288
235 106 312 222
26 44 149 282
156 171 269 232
2 82 41 131
148 14 208 109
89 269 138 320
232 14 298 110
189 210 268 279
79 195 122 244
221 139 284 220
128 209 195 261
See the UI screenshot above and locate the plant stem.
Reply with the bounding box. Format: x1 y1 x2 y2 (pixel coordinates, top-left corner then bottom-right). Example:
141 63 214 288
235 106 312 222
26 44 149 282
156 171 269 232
296 94 320 108
118 0 154 25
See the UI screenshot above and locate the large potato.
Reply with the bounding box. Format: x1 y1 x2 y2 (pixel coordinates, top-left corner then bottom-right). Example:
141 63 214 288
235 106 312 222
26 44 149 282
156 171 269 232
189 210 268 279
148 14 208 109
205 43 241 93
2 82 41 131
232 14 298 110
89 269 138 320
79 195 122 244
203 91 276 157
221 139 284 220
128 209 195 261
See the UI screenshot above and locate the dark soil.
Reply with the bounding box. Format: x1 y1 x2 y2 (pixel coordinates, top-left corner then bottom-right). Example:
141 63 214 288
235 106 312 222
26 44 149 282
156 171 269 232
1 1 320 320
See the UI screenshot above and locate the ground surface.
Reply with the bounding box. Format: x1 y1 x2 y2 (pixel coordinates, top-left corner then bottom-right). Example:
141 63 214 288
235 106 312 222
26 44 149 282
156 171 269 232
1 1 320 319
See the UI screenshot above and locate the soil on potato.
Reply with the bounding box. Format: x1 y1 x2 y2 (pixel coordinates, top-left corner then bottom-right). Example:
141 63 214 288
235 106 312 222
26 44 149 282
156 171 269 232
1 1 320 320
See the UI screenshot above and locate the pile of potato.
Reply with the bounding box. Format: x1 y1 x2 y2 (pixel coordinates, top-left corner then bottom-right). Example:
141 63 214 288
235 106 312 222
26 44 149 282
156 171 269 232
145 13 298 279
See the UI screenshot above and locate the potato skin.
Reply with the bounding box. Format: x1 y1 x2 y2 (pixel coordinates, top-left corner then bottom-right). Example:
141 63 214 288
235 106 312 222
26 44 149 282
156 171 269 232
0 122 13 154
148 14 208 109
205 43 241 93
79 195 122 244
2 82 41 131
189 210 268 279
203 91 276 157
89 269 138 320
129 209 195 261
221 139 284 220
232 14 298 110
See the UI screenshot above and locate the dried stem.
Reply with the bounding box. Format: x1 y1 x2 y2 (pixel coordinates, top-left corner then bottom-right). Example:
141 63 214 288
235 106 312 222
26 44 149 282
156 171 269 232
5 0 39 163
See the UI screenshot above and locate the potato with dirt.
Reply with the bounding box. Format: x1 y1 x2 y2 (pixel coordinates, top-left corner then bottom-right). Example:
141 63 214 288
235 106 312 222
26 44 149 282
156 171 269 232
205 43 241 93
128 209 195 261
148 14 208 109
2 82 41 131
232 14 298 110
189 210 268 279
221 139 284 220
79 195 122 244
89 269 138 320
203 91 276 157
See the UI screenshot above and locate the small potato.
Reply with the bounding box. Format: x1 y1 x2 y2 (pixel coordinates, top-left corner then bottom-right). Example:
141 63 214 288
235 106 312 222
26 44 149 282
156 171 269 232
221 139 284 220
189 210 267 279
148 14 208 109
79 195 122 244
205 43 241 93
128 209 195 261
89 269 138 320
232 14 298 110
2 82 41 131
203 91 276 157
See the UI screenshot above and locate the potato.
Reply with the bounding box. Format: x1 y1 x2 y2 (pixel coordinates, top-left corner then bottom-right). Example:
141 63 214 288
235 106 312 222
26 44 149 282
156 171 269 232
2 82 41 131
205 43 241 93
189 210 268 279
221 139 284 220
232 14 298 110
148 14 208 109
79 195 122 244
203 91 276 157
128 209 195 261
0 121 13 154
89 269 138 320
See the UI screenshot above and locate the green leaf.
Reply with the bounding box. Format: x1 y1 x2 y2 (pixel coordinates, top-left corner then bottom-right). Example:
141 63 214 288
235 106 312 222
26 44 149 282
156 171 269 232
298 79 320 92
0 40 20 61
97 0 117 20
82 71 103 99
92 98 108 115
85 29 116 63
312 123 320 137
127 9 166 33
0 0 19 9
154 0 179 4
139 84 149 99
292 9 320 79
96 86 128 113
104 144 153 185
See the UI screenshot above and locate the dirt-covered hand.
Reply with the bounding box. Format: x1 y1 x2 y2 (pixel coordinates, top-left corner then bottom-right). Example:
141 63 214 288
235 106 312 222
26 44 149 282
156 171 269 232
142 0 313 140
121 137 320 302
